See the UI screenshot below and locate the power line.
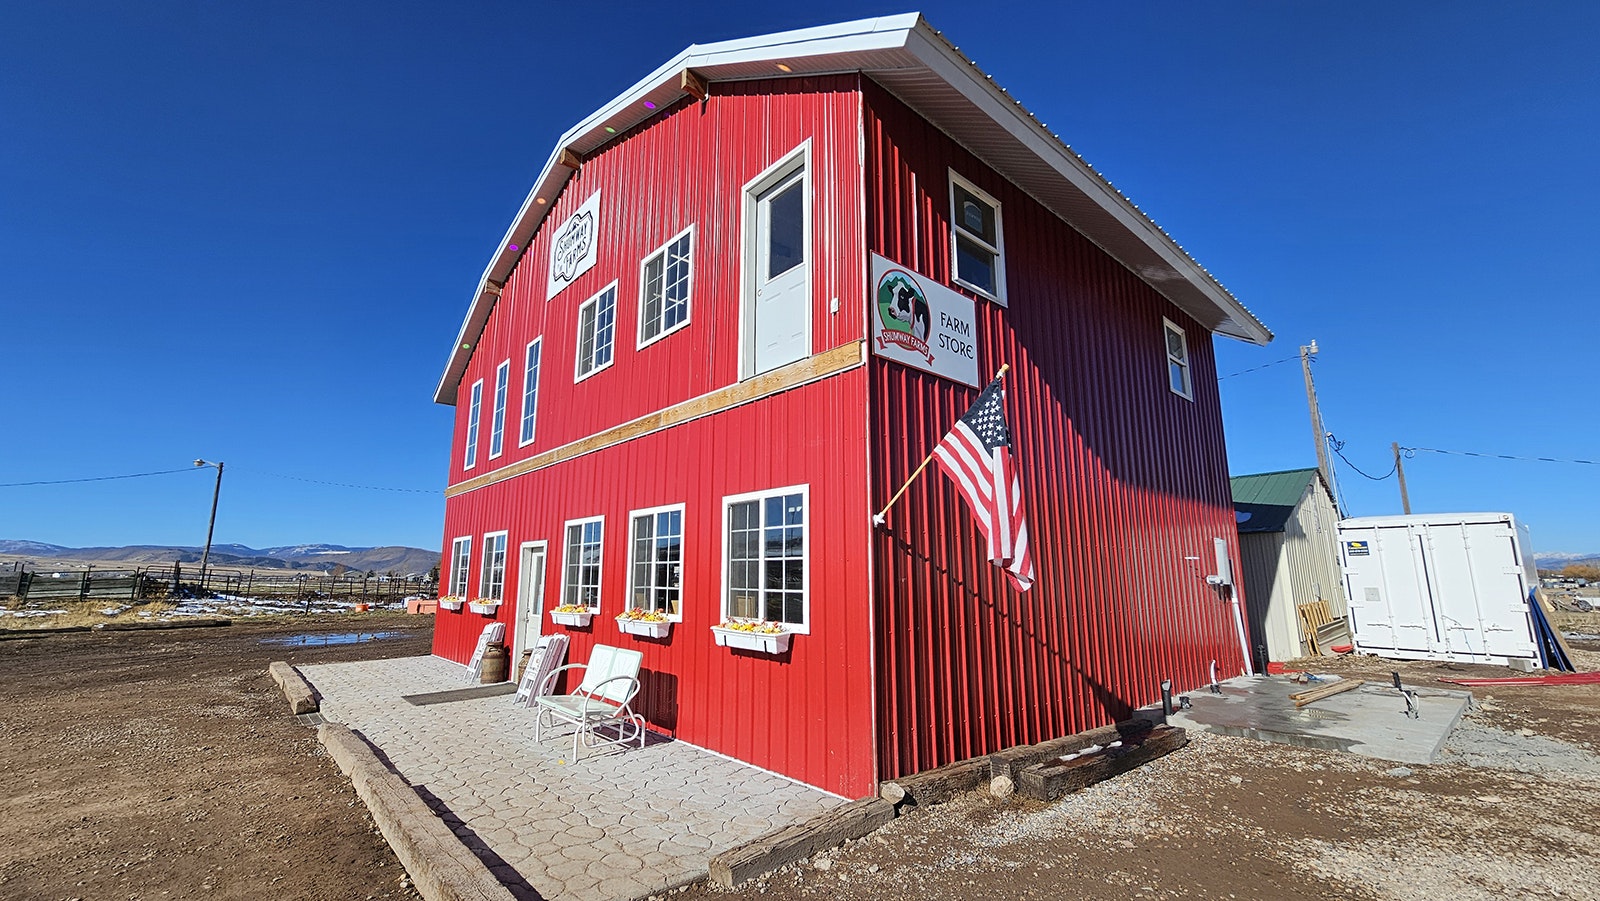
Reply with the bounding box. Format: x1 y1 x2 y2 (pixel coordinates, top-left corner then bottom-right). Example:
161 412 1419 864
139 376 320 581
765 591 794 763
1406 446 1600 467
1217 354 1300 381
1326 434 1397 481
0 467 201 488
241 467 442 494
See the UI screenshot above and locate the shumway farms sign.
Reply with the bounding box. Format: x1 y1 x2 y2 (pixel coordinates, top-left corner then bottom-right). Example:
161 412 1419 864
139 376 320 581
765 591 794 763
869 253 979 388
546 190 602 299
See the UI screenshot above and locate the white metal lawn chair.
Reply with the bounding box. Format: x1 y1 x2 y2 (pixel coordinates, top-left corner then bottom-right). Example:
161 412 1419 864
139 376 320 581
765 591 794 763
514 633 570 706
464 622 505 683
534 644 646 759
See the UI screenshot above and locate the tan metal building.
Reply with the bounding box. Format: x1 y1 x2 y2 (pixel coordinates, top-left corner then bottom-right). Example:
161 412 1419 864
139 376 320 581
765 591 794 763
1232 468 1345 665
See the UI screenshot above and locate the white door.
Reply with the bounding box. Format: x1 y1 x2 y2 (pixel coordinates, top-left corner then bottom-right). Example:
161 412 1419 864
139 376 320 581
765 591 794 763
511 542 547 664
750 163 809 374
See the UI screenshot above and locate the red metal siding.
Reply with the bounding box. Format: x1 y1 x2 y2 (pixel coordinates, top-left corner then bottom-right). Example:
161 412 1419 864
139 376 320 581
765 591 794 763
435 76 875 797
863 81 1249 780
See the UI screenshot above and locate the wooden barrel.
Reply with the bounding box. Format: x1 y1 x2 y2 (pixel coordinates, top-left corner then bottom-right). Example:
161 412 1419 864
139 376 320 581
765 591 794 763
516 649 533 684
480 643 509 683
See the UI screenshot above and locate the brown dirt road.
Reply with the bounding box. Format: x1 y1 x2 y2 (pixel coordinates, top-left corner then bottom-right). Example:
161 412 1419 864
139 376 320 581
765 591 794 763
0 613 433 901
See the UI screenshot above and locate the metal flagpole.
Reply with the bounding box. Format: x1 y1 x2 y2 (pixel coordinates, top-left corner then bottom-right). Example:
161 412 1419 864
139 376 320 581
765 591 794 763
872 364 1009 527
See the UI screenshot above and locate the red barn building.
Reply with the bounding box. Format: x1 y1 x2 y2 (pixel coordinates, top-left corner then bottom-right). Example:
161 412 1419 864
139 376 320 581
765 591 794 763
432 14 1272 799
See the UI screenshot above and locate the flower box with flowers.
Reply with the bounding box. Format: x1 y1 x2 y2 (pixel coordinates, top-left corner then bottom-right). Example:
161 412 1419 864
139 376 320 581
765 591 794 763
550 605 594 627
437 596 465 612
711 621 793 654
615 609 673 639
467 598 501 615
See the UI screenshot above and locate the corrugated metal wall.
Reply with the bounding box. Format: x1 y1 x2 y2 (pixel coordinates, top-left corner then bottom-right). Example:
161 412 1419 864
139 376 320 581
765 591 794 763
862 80 1250 779
1240 481 1347 662
435 76 877 797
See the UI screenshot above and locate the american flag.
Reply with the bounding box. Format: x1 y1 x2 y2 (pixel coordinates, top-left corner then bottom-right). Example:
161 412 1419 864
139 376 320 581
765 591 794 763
933 377 1035 591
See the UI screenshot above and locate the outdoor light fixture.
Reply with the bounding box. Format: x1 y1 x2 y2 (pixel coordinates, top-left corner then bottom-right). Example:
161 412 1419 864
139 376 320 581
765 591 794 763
776 63 792 72
642 100 656 109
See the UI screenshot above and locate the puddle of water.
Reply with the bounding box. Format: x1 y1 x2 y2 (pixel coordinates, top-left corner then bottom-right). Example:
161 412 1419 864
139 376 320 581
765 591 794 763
259 631 408 647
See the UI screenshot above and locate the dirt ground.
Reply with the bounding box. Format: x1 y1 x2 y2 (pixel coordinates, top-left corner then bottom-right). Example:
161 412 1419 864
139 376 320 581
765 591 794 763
0 612 433 901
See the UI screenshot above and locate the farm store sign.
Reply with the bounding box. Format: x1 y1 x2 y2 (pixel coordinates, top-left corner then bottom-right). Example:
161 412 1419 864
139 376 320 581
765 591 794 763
869 253 979 388
547 189 602 300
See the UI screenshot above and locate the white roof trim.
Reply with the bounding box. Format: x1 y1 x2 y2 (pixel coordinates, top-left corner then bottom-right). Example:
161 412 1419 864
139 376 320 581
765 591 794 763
435 12 1270 404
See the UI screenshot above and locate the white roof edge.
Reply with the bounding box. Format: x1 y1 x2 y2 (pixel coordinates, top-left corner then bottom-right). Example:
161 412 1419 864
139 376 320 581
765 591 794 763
434 11 1270 405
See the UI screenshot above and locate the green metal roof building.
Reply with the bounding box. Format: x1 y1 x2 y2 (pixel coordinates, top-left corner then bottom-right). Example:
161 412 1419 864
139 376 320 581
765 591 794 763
1231 468 1345 664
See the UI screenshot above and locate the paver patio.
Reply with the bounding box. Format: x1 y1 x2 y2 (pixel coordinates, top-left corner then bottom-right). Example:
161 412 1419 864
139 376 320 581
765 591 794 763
299 655 845 901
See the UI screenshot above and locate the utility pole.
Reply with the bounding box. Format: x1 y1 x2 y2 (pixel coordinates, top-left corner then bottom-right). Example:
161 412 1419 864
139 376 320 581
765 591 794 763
195 459 225 587
1300 340 1331 489
1392 442 1412 514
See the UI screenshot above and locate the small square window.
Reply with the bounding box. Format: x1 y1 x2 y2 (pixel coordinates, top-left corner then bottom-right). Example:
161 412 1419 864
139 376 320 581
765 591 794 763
576 283 617 381
1164 319 1193 400
949 172 1005 305
639 228 693 347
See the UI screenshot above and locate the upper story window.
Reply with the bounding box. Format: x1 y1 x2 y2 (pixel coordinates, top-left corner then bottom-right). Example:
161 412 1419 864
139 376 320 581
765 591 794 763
489 360 509 459
949 171 1006 305
463 379 483 470
575 282 617 381
723 485 808 630
562 516 605 611
629 504 684 618
1164 318 1193 400
638 227 693 348
449 536 472 597
519 338 542 448
479 531 508 601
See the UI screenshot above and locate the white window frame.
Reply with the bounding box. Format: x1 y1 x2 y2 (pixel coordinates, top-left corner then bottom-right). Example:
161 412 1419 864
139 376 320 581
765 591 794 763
636 225 695 350
463 379 483 470
479 530 508 601
720 484 810 634
519 337 542 448
948 170 1007 306
488 360 509 460
449 535 472 598
1163 317 1193 401
561 515 605 612
574 281 618 383
627 502 686 620
738 140 813 380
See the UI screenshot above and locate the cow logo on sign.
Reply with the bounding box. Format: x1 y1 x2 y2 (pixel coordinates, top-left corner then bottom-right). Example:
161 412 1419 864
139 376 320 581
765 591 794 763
875 268 933 363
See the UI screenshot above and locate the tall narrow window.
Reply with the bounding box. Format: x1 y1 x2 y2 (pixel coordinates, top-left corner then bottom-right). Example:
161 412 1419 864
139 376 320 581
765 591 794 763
1164 318 1193 400
489 361 509 459
562 516 605 610
449 536 472 598
575 282 617 380
629 504 684 617
724 486 807 628
463 379 483 469
479 531 507 601
519 338 542 447
949 171 1006 305
638 227 694 347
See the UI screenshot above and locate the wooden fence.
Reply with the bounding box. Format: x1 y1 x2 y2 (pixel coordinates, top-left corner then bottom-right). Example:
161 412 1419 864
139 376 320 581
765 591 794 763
2 562 435 605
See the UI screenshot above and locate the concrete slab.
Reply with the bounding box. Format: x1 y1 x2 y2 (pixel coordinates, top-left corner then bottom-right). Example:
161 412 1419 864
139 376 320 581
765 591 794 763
299 655 844 901
1168 676 1471 765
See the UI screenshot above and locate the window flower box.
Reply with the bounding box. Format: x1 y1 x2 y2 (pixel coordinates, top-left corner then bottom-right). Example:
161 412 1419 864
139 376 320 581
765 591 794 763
468 598 501 615
437 596 465 612
616 610 673 639
711 622 793 655
550 605 594 627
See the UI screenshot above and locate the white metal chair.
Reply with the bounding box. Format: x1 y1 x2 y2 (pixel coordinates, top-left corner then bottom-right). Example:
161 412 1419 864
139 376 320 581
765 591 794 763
534 644 646 759
464 622 506 683
514 633 570 706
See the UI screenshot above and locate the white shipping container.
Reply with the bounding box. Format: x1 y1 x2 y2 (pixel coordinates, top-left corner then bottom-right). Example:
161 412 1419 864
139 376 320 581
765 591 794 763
1338 512 1539 669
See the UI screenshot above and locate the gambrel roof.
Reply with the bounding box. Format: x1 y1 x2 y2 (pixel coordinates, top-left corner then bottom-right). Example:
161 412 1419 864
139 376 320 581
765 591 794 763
436 12 1273 404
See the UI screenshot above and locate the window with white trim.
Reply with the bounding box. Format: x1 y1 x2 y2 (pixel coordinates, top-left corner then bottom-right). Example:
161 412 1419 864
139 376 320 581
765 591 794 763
1164 318 1193 400
949 171 1006 304
638 227 693 347
562 516 604 610
724 486 807 628
628 504 683 617
489 360 509 459
479 531 507 601
463 379 483 469
449 536 472 597
575 282 617 380
519 338 541 447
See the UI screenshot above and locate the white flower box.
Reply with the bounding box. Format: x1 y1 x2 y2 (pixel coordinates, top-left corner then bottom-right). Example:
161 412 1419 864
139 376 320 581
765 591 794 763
550 610 594 627
616 617 672 639
437 598 464 612
711 625 793 655
468 601 501 615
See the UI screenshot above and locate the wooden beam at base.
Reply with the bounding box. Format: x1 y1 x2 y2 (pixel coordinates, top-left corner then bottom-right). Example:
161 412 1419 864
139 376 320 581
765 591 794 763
1018 725 1188 802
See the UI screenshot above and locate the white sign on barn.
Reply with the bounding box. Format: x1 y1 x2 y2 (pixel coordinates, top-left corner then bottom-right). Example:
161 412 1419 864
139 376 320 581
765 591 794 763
546 189 602 299
869 253 979 388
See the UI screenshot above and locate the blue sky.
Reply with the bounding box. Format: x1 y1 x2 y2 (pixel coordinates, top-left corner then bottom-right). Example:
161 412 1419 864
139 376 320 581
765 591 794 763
2 2 1596 554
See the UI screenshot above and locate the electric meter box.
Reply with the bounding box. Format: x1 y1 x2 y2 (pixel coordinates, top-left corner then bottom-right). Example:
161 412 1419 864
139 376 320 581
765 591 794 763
1338 512 1539 669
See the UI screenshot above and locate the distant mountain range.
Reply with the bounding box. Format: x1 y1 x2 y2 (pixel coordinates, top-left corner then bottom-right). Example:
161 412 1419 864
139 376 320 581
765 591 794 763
1533 551 1600 570
0 540 438 575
